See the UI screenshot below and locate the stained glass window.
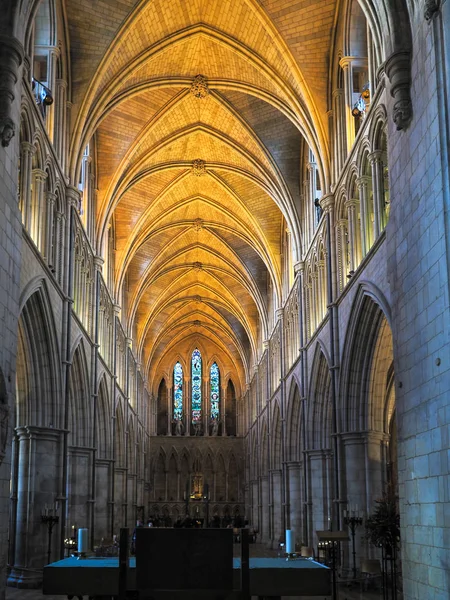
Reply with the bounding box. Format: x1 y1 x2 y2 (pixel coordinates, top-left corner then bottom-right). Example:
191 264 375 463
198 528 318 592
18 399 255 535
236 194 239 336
210 362 220 420
191 349 202 422
173 362 183 420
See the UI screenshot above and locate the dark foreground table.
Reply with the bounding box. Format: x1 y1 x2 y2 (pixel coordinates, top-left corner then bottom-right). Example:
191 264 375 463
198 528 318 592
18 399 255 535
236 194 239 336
43 556 331 599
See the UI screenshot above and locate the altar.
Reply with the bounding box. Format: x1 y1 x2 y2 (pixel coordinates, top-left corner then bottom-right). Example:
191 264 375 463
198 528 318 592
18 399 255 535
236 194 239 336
43 555 331 599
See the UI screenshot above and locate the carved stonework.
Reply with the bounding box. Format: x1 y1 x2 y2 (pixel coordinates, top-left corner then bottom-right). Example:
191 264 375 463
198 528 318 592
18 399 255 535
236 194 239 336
0 403 9 466
424 0 440 20
190 74 209 99
193 218 203 231
0 35 24 148
384 51 412 131
192 159 206 176
0 116 15 147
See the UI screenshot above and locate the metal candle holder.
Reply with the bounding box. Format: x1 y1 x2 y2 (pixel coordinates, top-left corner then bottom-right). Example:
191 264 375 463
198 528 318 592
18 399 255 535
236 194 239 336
344 514 363 579
41 514 59 564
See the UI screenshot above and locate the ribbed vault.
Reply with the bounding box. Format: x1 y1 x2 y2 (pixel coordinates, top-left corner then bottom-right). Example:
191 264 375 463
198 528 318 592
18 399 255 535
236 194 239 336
67 0 336 394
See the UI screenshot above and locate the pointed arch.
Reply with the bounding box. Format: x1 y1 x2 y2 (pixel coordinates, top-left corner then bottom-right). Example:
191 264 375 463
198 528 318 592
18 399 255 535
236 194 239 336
340 284 393 432
68 341 91 448
16 281 61 428
309 344 332 450
96 375 111 460
286 378 302 461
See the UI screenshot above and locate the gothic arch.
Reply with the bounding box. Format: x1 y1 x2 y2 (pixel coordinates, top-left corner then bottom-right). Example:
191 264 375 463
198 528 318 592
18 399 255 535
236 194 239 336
286 379 302 461
309 344 333 450
96 375 111 460
68 341 91 448
16 281 61 428
339 284 393 432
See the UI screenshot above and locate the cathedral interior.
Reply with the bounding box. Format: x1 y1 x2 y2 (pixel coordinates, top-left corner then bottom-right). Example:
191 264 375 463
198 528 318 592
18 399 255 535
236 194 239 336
0 0 449 598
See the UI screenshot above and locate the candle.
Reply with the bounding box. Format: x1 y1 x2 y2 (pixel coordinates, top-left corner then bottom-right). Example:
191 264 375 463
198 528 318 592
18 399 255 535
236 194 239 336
286 529 295 554
78 528 89 553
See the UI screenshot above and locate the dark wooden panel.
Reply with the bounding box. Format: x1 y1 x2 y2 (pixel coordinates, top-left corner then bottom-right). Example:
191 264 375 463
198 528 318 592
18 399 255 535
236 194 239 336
135 528 233 591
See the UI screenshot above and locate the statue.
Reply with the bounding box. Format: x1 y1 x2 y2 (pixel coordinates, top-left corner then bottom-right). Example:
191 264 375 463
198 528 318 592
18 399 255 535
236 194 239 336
211 418 219 437
174 418 184 436
193 421 202 436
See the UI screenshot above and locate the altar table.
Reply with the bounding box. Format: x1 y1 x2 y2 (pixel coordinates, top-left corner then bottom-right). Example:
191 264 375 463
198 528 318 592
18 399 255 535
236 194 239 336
43 556 331 599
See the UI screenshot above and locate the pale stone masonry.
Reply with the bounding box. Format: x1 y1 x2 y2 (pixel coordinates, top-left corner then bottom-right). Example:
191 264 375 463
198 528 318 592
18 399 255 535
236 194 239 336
0 0 449 599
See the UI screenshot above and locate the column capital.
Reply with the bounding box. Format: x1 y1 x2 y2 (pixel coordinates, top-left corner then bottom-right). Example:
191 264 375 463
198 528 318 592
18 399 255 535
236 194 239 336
319 193 335 213
338 55 357 70
294 260 304 274
66 185 82 208
33 168 47 183
94 255 104 269
356 175 370 188
368 149 383 164
344 197 359 209
20 140 35 154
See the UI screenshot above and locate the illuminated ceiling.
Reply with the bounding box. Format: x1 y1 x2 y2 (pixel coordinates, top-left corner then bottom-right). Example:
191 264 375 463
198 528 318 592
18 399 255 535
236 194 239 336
67 0 335 394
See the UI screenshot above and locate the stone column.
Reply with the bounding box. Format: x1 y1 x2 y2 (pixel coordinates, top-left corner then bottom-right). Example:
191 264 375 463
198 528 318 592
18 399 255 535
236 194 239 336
183 376 190 436
270 469 283 545
339 57 356 155
167 384 172 436
31 169 47 252
8 426 63 588
45 47 60 144
332 88 345 174
203 375 209 436
318 259 326 319
342 432 367 571
356 176 371 256
260 475 269 542
44 191 56 265
54 79 67 168
369 150 386 236
95 458 113 542
221 383 227 436
19 141 34 228
67 446 93 540
308 450 331 537
345 198 361 271
335 218 348 290
286 461 302 543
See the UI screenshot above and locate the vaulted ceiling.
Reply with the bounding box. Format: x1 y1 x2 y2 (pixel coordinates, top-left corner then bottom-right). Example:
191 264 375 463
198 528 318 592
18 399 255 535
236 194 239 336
67 0 336 394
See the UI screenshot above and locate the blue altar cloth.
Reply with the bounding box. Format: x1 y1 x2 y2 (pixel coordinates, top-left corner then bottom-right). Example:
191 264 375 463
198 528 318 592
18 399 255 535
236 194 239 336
44 556 331 597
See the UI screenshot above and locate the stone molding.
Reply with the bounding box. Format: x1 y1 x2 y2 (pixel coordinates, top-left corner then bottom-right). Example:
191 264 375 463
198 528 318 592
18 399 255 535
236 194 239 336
384 51 413 130
190 74 209 99
0 34 24 147
424 0 440 20
192 158 207 176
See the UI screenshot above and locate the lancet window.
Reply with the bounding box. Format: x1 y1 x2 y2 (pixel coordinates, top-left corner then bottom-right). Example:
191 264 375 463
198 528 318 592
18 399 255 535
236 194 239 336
173 362 183 421
191 349 202 422
210 362 220 420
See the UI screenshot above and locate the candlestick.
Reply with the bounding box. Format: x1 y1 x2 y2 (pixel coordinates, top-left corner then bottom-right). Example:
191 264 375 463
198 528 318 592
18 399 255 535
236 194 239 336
285 529 295 557
77 528 89 558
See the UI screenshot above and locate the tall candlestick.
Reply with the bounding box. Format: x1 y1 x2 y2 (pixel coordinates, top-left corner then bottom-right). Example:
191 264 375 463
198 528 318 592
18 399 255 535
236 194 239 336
286 529 295 554
78 528 89 554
